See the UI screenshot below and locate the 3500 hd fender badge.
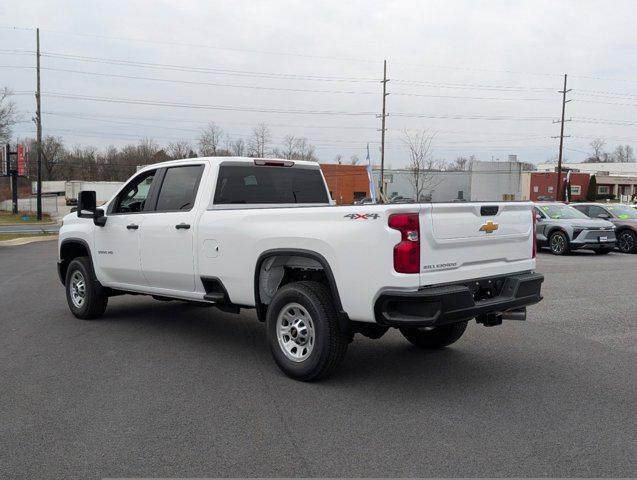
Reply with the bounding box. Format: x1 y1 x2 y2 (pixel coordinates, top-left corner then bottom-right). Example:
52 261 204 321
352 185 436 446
344 213 380 220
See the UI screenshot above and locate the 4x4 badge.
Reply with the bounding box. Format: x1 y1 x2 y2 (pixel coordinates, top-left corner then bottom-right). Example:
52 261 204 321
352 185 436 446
344 213 379 220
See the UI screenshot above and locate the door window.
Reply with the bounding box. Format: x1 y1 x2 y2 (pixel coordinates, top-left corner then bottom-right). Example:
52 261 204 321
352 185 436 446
588 206 610 219
572 205 589 216
113 170 157 214
154 165 204 212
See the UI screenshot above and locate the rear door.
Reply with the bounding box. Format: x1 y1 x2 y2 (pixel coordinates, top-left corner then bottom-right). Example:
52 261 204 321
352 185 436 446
420 202 534 283
139 164 205 292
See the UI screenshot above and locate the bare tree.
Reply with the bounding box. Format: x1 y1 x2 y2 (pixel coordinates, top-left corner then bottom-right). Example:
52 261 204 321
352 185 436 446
402 129 441 201
294 137 317 161
198 122 224 156
350 155 360 165
273 135 318 161
0 87 16 143
334 154 343 164
278 134 297 159
167 140 194 159
225 136 245 156
588 138 606 163
247 123 271 157
40 136 65 180
612 144 635 162
447 156 469 171
137 138 161 164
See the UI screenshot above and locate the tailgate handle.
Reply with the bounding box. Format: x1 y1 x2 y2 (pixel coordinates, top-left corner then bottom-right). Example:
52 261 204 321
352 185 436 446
480 206 499 216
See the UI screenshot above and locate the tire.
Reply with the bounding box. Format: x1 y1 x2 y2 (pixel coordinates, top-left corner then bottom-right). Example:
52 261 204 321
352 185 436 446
400 321 468 349
617 230 637 254
266 281 349 381
65 256 108 319
549 231 570 255
594 248 612 255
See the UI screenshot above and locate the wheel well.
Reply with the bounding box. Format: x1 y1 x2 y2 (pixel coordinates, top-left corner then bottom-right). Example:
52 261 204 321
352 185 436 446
254 250 347 325
548 228 568 239
59 240 90 285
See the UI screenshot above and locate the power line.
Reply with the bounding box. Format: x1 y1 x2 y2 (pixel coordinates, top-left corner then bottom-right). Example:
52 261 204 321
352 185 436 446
41 51 381 83
572 97 637 108
33 91 560 121
391 78 555 92
40 111 379 130
0 24 383 65
40 92 378 116
0 64 555 102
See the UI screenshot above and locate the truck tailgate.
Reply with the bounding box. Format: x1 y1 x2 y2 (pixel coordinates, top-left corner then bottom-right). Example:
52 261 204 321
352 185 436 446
419 202 534 284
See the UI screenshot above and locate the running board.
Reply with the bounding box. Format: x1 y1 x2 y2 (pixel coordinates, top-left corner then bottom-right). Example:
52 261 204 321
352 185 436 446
203 292 226 303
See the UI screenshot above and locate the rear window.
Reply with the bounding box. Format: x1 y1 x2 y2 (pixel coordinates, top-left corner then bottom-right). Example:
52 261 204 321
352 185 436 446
213 165 329 204
155 165 204 211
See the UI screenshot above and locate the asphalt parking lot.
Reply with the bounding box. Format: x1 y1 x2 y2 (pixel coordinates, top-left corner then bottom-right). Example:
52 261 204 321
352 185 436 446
1 242 635 478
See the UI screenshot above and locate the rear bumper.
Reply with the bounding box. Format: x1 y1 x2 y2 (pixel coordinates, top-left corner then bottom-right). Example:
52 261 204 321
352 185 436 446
374 272 544 327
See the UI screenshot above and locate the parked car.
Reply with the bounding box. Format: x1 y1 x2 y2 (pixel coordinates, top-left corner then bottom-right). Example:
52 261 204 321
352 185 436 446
572 203 637 253
388 195 415 203
354 197 375 205
533 203 616 255
58 157 543 381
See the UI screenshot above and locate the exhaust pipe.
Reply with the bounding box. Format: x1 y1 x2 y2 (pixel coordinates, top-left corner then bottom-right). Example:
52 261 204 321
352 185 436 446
501 308 527 321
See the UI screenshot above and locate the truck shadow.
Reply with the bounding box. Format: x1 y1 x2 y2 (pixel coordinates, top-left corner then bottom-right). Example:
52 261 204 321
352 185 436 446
100 298 518 391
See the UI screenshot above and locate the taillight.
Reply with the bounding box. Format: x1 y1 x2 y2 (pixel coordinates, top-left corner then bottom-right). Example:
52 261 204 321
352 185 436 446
532 209 537 258
388 213 420 274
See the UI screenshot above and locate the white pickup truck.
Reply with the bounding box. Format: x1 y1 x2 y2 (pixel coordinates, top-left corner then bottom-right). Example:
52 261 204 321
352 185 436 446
58 157 543 380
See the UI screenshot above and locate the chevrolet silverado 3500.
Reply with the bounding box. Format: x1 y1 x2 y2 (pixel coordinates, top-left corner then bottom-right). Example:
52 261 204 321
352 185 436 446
58 157 544 380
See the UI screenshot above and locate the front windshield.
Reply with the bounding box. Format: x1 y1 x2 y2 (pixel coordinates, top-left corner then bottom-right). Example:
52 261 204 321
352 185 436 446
607 205 637 219
538 204 589 220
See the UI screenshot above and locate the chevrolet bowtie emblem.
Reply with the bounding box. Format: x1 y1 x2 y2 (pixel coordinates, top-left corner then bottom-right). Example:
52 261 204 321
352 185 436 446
479 220 499 234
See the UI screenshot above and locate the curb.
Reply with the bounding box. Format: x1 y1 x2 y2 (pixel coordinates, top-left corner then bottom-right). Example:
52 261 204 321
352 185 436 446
0 235 59 247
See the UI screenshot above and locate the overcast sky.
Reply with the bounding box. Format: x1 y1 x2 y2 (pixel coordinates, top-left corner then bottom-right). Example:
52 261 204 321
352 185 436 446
1 0 636 166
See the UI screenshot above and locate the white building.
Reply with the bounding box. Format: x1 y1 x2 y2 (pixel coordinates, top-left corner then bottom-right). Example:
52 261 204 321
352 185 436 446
536 162 637 176
374 160 524 202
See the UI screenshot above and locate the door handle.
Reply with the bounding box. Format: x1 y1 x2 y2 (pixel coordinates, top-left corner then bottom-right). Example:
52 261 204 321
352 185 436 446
175 223 191 230
126 223 139 230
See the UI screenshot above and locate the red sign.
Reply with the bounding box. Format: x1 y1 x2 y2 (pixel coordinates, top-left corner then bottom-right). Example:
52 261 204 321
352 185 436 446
17 144 26 176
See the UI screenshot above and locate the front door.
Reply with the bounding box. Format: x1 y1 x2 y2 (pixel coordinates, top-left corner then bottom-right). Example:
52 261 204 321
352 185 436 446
94 169 158 287
140 164 205 292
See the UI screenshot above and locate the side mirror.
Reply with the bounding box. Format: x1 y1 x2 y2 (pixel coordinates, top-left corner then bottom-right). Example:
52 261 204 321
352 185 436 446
77 190 107 227
77 191 96 218
94 208 107 227
597 213 610 219
535 214 542 222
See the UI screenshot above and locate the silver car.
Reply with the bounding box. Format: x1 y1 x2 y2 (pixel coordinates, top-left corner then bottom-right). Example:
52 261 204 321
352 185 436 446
534 203 616 255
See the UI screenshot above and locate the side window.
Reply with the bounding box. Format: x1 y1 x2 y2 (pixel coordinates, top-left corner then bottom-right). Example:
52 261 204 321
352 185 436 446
572 205 588 216
534 207 545 218
114 170 156 214
588 206 610 219
155 165 204 212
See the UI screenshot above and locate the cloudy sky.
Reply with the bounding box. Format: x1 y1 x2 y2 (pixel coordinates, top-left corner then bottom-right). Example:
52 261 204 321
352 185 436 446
1 0 636 166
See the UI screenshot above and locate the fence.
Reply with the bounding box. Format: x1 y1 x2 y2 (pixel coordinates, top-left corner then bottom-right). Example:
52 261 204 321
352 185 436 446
0 194 60 215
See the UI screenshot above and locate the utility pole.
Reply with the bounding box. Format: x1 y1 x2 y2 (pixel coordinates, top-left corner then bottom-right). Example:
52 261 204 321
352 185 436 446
4 144 18 214
378 60 389 202
35 27 43 220
552 74 571 202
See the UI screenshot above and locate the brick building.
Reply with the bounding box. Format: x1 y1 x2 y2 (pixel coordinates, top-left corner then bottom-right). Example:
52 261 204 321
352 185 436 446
319 164 370 205
520 171 590 201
